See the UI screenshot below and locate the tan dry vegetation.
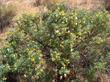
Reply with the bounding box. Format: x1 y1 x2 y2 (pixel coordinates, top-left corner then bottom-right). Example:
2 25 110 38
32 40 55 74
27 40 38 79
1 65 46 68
67 0 104 10
0 0 38 47
6 0 38 17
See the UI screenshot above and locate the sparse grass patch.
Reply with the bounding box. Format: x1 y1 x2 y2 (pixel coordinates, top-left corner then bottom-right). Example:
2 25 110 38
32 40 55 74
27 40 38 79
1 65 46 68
0 4 16 32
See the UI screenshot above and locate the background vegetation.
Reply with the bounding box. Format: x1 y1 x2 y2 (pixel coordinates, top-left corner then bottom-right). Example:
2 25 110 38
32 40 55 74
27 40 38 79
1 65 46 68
0 3 15 32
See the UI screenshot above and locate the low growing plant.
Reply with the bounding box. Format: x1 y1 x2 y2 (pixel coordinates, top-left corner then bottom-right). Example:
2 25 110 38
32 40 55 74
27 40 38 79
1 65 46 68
0 4 110 82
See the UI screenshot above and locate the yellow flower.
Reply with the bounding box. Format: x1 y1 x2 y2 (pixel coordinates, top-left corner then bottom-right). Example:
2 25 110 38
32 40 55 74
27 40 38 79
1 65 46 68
60 44 64 48
31 58 35 62
60 11 65 16
40 59 45 65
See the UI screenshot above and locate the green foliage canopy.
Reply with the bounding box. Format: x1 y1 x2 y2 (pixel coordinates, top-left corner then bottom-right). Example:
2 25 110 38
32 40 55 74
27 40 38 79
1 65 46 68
0 4 110 82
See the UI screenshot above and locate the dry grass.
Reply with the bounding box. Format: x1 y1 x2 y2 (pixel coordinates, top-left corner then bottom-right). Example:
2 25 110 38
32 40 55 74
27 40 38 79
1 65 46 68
67 0 104 10
6 0 38 17
0 0 38 47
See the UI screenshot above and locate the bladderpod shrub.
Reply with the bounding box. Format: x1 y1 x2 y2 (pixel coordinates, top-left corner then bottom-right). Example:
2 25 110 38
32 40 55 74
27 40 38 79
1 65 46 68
0 4 110 82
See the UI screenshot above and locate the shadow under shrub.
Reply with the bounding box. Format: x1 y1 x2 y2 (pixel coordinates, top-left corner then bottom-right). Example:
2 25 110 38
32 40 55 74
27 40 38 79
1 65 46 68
0 4 110 82
0 4 15 32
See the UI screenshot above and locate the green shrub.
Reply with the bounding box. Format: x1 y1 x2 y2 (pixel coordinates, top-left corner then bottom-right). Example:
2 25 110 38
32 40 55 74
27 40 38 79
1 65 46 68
0 4 110 82
0 4 15 32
